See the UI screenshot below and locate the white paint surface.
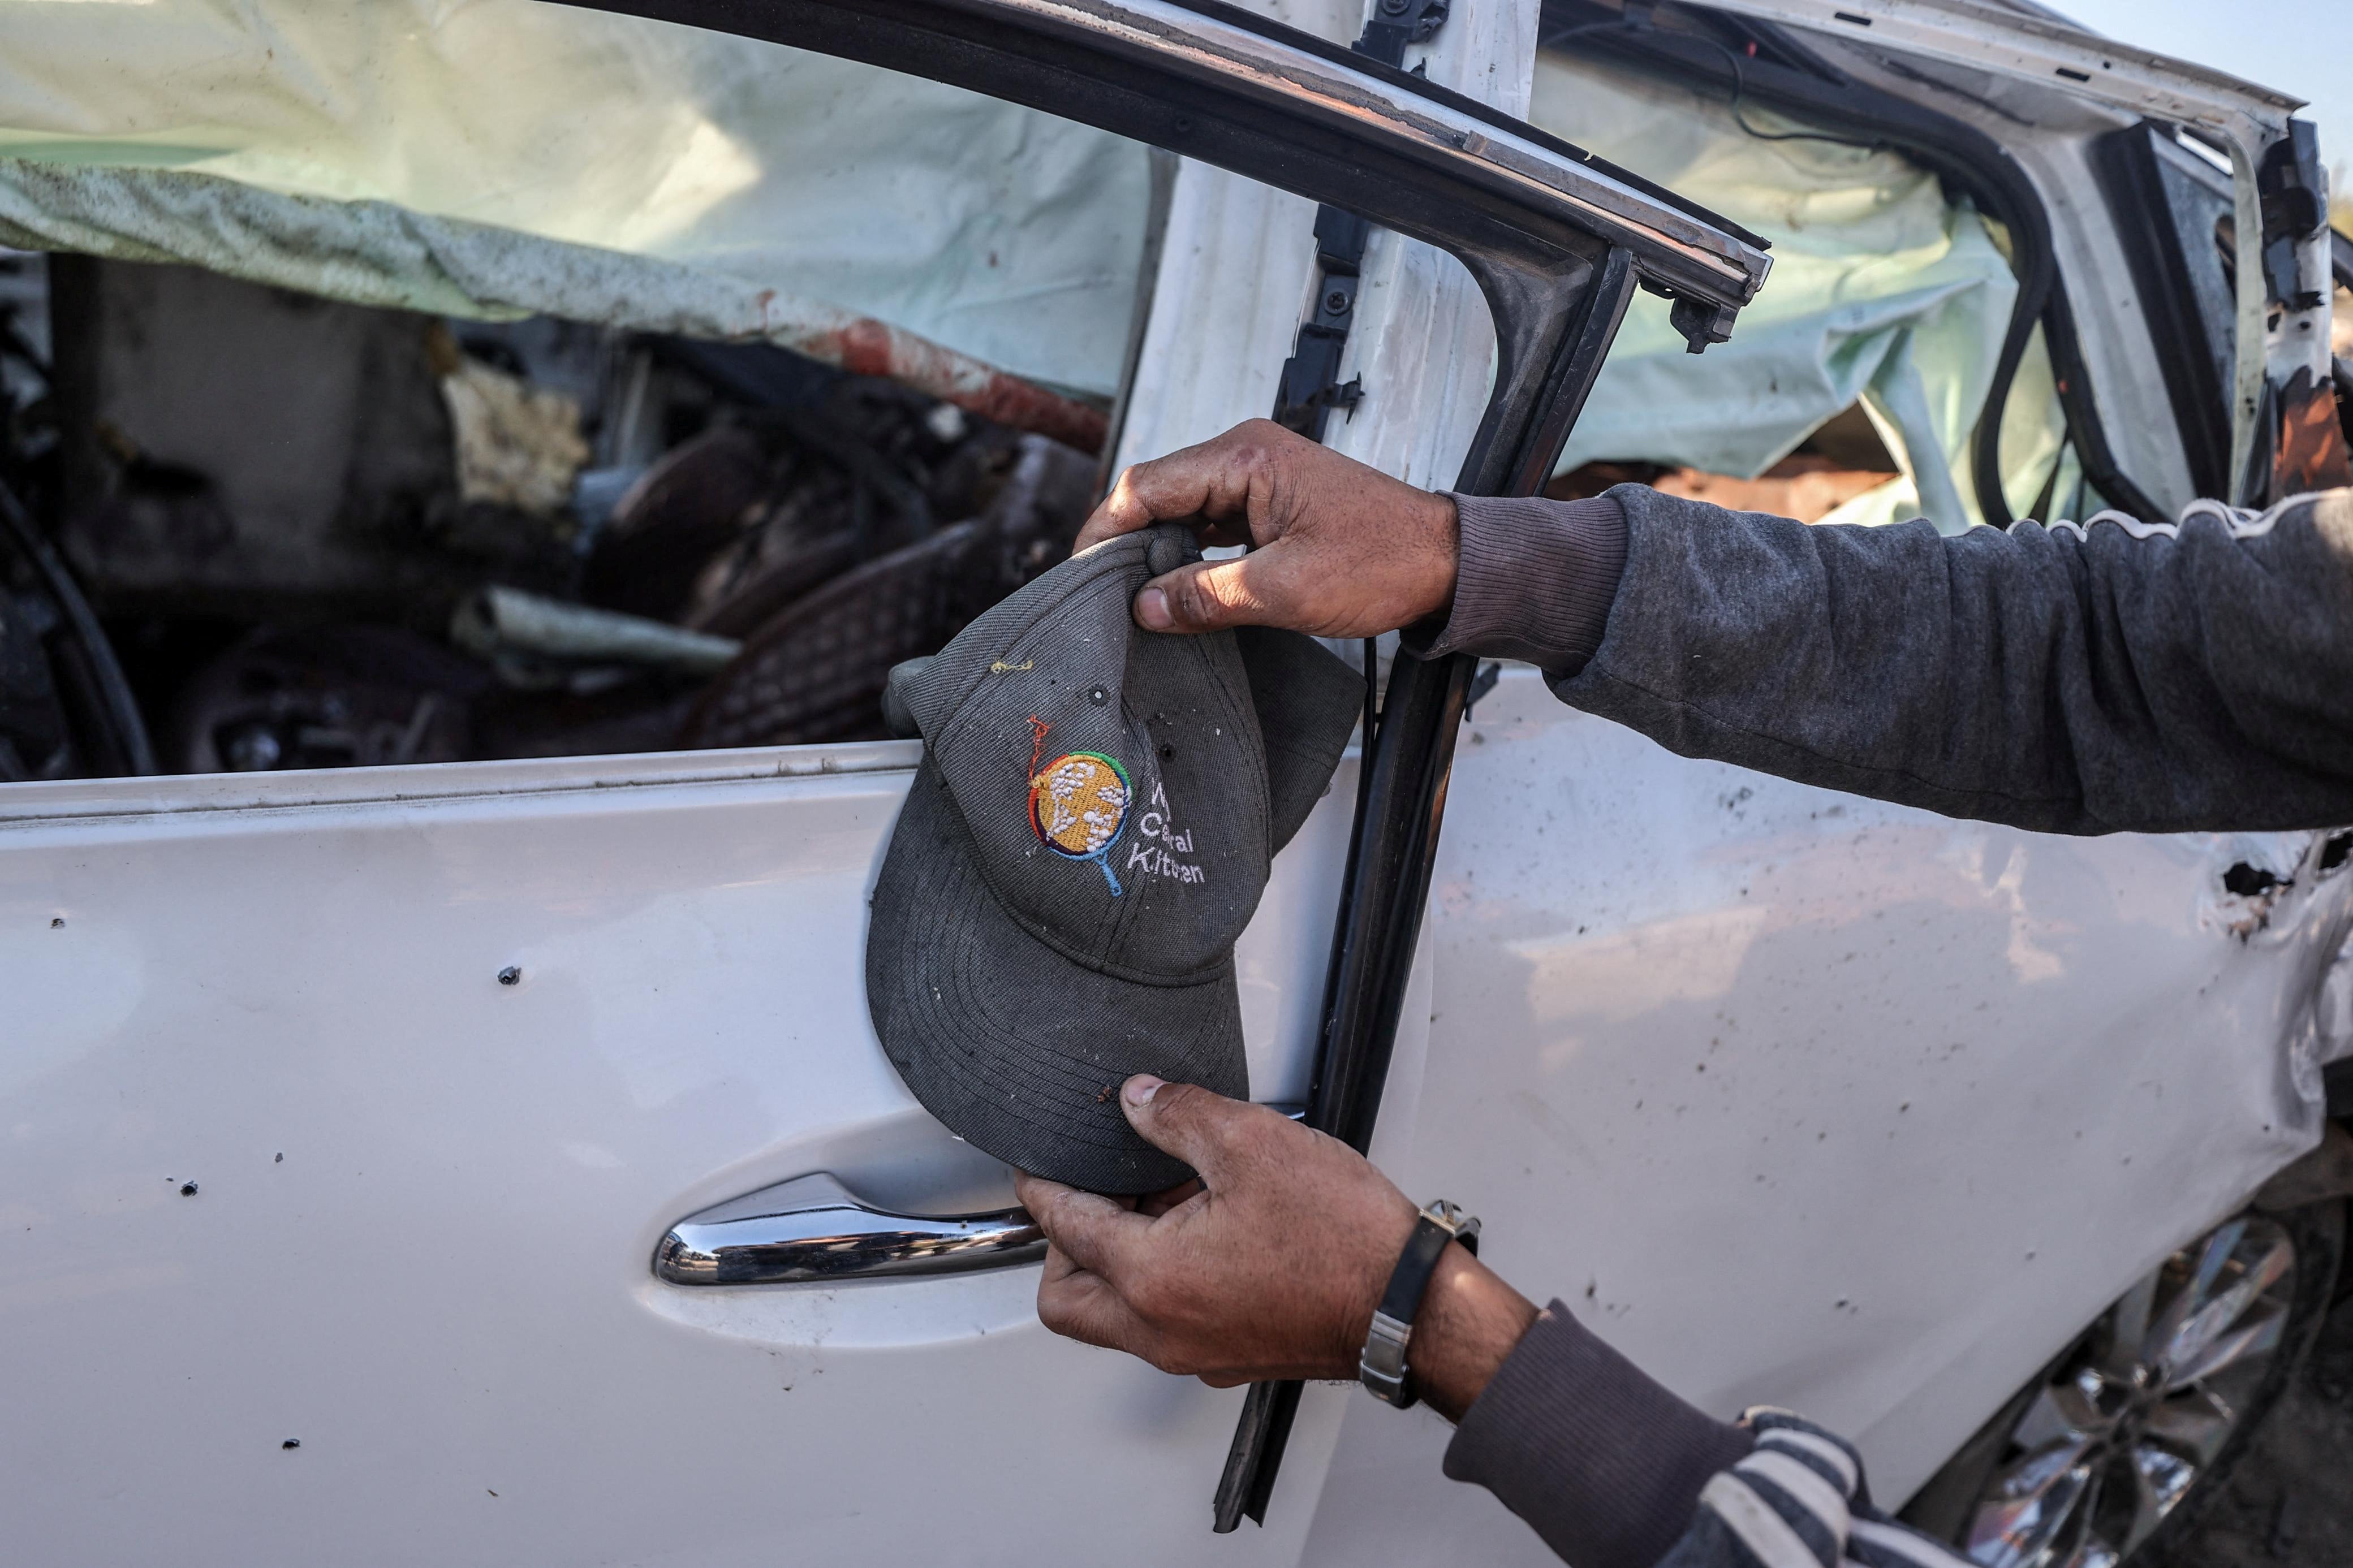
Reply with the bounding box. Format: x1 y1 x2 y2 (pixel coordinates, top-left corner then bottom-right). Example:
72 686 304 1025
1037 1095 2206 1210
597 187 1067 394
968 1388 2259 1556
1294 671 2351 1565
0 749 1356 1566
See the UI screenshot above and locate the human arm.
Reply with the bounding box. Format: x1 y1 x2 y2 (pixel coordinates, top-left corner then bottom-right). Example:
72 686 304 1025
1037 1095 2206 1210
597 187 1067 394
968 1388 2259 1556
1467 483 2353 835
1015 1077 1969 1568
1083 422 2353 835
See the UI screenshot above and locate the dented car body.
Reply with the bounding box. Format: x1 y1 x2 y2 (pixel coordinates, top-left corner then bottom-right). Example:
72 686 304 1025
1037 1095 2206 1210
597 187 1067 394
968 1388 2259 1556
1 1 2349 1566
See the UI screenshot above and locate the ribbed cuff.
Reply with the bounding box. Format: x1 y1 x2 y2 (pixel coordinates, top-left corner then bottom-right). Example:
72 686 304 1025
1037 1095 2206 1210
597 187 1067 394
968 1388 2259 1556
1442 1302 1755 1568
1405 493 1628 673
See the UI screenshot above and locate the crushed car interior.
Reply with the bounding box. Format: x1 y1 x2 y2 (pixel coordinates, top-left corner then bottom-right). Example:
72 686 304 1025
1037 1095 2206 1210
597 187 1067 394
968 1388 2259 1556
2 254 1113 777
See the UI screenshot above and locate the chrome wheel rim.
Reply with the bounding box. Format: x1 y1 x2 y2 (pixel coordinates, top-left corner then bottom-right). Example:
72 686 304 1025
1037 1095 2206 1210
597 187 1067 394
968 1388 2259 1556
1962 1215 2296 1568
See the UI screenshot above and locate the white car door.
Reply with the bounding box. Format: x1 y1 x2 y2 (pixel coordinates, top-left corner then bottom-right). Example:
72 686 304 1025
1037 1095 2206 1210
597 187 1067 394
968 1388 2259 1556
0 1 1772 1562
1294 671 2353 1566
5 744 1363 1565
1288 5 2353 1563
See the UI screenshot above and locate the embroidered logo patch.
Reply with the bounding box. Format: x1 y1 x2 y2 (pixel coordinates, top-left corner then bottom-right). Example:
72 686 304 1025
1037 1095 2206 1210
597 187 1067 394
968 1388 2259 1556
1030 751 1132 894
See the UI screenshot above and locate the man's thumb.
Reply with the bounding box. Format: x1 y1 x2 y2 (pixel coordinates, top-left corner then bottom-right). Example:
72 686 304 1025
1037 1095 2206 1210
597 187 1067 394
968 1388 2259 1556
1133 557 1267 634
1119 1077 1250 1181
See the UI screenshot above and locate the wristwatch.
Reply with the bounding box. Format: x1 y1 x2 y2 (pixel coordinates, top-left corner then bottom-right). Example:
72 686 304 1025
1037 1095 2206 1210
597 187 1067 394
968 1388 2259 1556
1358 1199 1481 1409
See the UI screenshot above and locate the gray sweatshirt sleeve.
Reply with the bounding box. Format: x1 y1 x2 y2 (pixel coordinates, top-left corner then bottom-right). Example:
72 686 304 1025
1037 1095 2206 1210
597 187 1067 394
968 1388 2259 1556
1441 1302 1753 1568
1421 485 2353 836
1443 1304 1971 1568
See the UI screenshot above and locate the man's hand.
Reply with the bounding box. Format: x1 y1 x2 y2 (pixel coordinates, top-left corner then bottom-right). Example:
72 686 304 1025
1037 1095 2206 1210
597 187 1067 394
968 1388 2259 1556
1015 1076 1539 1420
1075 420 1459 639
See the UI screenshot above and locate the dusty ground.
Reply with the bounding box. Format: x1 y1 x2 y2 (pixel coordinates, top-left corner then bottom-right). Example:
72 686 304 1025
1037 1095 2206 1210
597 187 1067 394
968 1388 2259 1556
2159 1294 2353 1566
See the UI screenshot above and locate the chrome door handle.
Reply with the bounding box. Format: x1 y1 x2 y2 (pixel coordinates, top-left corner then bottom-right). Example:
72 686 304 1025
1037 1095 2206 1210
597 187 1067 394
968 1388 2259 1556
653 1173 1042 1286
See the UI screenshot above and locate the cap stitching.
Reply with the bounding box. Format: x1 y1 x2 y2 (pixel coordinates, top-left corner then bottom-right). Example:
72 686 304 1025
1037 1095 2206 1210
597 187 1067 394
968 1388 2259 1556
922 545 1140 753
931 892 1238 1154
877 872 1155 1163
1103 629 1270 969
934 754 1237 988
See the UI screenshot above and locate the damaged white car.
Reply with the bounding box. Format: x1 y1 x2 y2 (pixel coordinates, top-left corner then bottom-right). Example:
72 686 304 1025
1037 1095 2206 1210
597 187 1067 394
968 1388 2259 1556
1 1 2349 1566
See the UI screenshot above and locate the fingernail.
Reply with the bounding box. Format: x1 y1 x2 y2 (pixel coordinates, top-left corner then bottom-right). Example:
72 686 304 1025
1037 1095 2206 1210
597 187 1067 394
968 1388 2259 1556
1124 1075 1163 1106
1135 587 1172 630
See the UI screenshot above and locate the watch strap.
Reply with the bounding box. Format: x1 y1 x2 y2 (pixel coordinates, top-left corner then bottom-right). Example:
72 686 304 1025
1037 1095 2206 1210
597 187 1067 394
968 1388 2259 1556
1359 1200 1481 1409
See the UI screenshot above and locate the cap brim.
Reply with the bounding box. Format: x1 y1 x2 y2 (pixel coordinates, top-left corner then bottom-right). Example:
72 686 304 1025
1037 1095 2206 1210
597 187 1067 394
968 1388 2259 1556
867 758 1246 1194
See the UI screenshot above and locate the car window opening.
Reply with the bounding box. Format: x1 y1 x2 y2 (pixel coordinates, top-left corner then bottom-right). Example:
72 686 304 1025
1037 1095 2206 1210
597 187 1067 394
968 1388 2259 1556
1528 8 2109 534
0 248 1112 782
0 0 1186 787
1549 401 1902 523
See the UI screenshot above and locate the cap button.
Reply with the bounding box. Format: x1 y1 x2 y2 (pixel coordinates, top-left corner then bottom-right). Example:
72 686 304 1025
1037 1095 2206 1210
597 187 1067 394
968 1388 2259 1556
1088 686 1109 706
1143 526 1201 578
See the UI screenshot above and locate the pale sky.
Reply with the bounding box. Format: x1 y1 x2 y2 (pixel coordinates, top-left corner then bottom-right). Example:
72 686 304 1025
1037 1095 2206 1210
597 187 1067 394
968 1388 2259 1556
2050 0 2353 178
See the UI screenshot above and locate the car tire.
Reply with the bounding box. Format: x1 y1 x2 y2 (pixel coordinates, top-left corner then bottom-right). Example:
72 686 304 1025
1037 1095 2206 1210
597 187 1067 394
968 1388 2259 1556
1899 1199 2343 1567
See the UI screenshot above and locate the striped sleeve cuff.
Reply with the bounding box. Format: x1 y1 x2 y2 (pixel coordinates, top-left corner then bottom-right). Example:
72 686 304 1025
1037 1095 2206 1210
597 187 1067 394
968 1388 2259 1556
1406 491 1628 672
1442 1321 1980 1568
1658 1410 1975 1568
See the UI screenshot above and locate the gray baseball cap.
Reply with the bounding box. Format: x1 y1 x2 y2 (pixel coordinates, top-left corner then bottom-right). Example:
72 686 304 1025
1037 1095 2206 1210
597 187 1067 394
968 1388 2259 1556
866 524 1360 1193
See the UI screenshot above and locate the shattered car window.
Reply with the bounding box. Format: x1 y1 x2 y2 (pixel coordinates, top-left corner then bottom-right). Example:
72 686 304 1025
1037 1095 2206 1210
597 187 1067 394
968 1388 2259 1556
1525 42 2062 533
0 4 1163 780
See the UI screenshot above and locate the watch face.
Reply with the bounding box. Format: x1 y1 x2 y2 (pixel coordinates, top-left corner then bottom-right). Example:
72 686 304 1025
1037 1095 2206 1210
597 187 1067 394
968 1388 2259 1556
1422 1200 1479 1252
